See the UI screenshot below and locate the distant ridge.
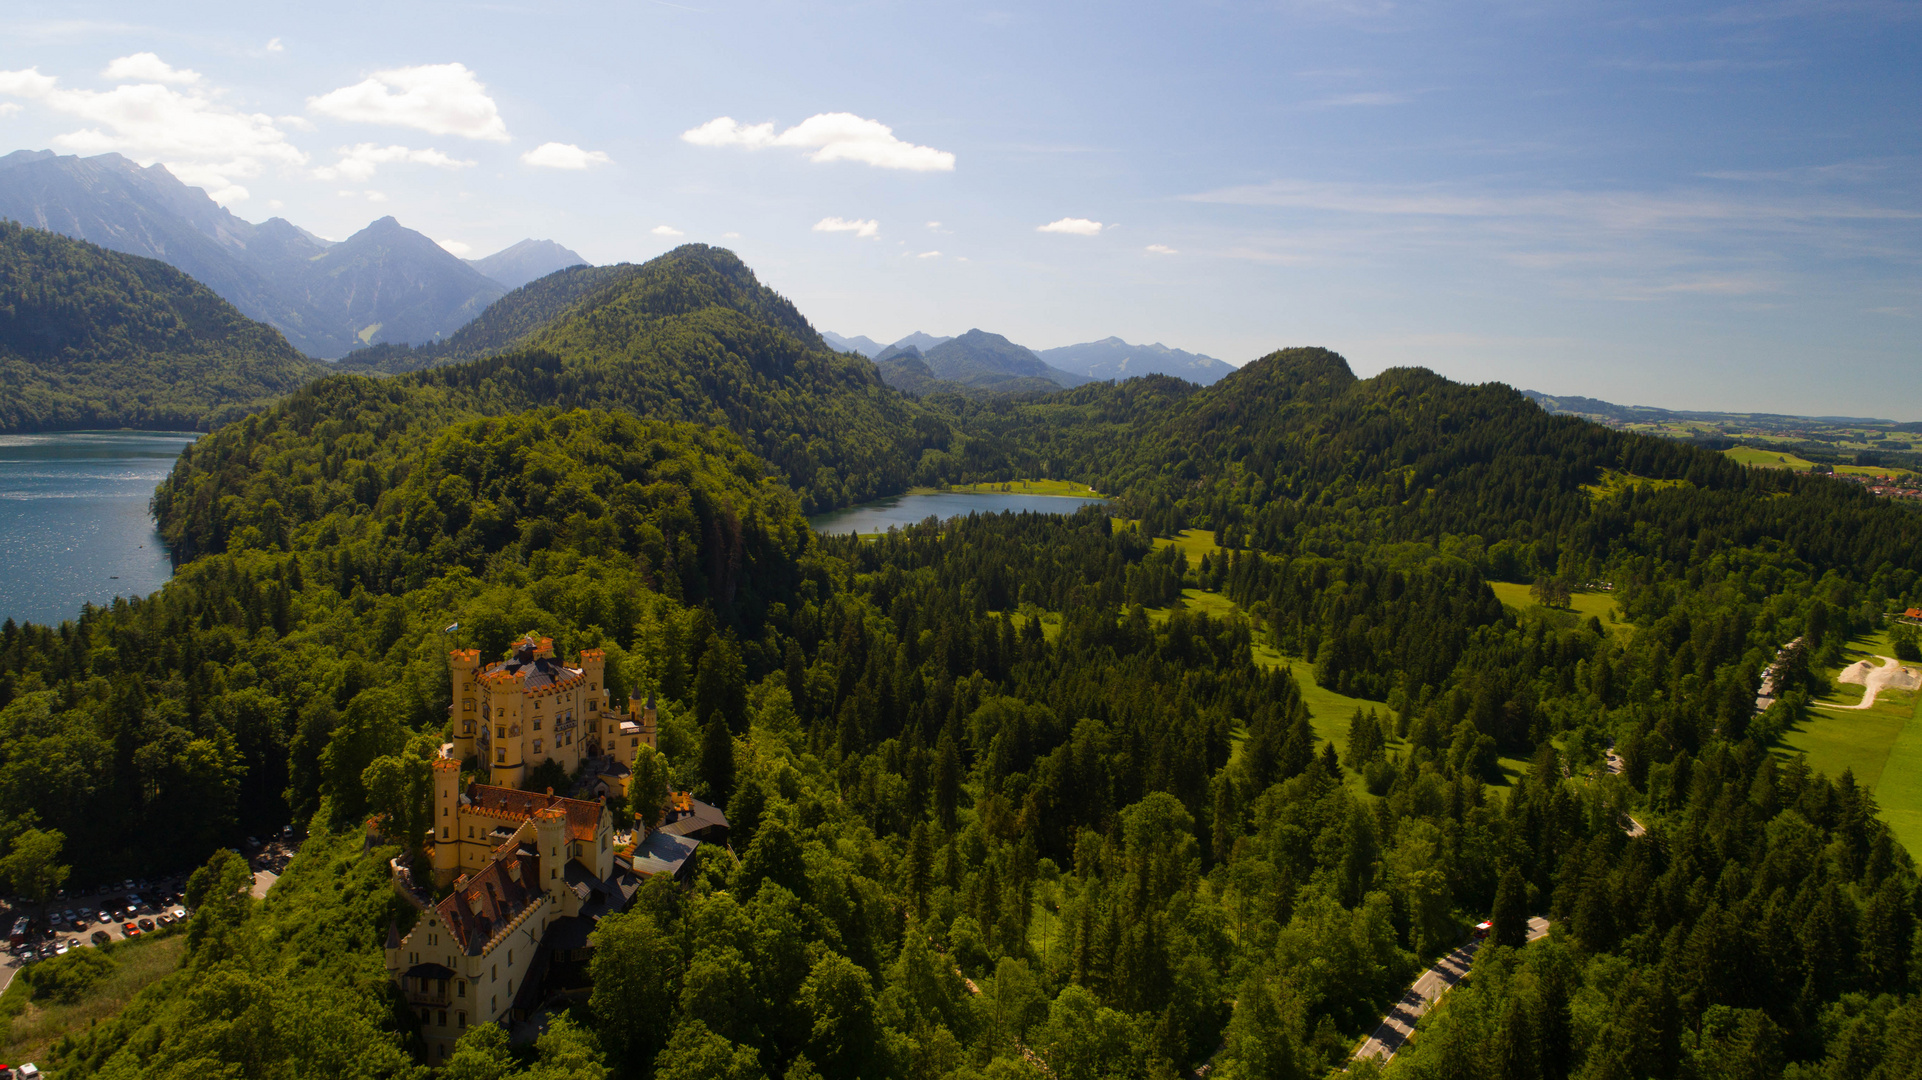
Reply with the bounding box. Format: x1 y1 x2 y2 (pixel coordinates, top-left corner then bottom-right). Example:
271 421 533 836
821 330 885 357
468 239 588 290
1039 336 1236 385
1524 390 1913 429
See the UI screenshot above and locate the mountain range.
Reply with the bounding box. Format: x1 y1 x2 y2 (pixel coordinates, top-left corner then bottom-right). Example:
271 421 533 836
0 150 583 358
827 327 1236 391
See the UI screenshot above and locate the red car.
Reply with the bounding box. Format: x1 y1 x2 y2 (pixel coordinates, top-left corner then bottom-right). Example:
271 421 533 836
120 921 140 938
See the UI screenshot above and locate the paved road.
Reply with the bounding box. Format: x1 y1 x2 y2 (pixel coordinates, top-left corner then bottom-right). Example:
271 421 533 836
251 869 278 898
1352 915 1550 1066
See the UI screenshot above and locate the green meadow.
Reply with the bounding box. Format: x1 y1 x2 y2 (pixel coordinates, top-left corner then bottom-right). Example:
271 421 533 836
1777 629 1922 852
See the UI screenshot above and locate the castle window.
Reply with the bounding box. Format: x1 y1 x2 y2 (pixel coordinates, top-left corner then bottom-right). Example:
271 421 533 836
534 718 542 730
496 726 505 739
459 1011 467 1028
468 826 474 838
533 739 543 754
458 981 466 997
438 1010 447 1027
496 748 505 763
463 700 474 711
441 826 449 840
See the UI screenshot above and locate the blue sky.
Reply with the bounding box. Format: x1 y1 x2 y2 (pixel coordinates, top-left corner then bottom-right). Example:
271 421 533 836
0 1 1917 416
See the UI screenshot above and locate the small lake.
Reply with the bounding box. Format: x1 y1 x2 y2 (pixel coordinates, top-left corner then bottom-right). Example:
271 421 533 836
809 491 1110 535
0 431 200 627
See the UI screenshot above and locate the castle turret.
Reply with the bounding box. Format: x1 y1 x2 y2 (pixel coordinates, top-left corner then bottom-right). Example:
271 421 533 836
579 648 606 700
483 668 527 787
430 757 462 885
448 649 482 760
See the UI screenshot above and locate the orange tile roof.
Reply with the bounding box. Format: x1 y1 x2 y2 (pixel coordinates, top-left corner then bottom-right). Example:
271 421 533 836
464 783 602 843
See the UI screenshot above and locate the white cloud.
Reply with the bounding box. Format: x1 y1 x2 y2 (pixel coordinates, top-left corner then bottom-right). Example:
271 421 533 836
365 190 387 202
917 250 941 258
268 198 284 209
308 62 508 141
313 143 474 181
926 221 942 230
683 112 954 171
278 114 316 131
1038 217 1103 235
103 53 201 86
1145 244 1178 255
438 238 472 256
0 103 18 117
652 225 684 237
814 216 880 238
722 231 741 239
522 142 611 169
266 38 284 53
682 116 775 147
0 64 306 205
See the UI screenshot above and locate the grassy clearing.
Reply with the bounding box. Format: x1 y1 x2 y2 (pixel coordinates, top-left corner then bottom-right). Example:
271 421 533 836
918 478 1108 498
1486 581 1625 630
1776 627 1922 851
1778 629 1920 795
0 932 186 1065
1582 469 1689 500
1154 528 1223 561
1724 445 1818 469
1721 446 1916 480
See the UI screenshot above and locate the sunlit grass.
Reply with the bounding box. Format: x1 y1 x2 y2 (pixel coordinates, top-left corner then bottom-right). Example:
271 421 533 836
0 932 186 1066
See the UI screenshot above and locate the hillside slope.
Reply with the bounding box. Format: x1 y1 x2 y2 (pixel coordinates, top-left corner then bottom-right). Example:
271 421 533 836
0 221 327 432
330 263 638 375
154 245 947 559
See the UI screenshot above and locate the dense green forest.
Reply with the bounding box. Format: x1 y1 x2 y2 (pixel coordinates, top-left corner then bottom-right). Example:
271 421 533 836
157 246 954 529
0 249 1919 1078
0 221 328 432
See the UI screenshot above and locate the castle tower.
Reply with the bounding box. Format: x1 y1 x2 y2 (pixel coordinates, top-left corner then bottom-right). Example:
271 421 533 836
448 649 481 760
535 805 569 910
484 669 527 788
579 648 606 700
430 757 462 886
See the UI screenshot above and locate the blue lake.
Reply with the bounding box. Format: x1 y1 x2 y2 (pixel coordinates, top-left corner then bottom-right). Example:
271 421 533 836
808 491 1110 535
0 431 200 626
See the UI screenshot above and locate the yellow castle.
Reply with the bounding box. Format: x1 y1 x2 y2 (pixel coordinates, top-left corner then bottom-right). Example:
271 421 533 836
391 767 626 1063
447 636 658 791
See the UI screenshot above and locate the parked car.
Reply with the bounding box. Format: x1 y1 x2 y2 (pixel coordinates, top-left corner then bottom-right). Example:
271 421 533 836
136 918 154 932
90 930 110 946
120 921 140 938
95 910 109 925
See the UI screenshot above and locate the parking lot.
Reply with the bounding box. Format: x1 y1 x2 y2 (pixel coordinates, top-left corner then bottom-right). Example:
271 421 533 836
4 875 191 977
0 834 299 981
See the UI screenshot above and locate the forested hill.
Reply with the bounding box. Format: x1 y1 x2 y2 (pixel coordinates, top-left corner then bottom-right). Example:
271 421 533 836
966 346 1922 581
0 221 328 432
330 262 640 376
153 245 948 560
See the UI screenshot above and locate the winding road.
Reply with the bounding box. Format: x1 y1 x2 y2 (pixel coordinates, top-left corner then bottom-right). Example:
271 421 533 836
1812 655 1920 712
1351 916 1550 1067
